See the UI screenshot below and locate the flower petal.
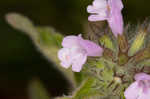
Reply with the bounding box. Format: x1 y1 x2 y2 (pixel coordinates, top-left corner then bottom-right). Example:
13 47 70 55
93 0 107 9
108 11 123 37
72 53 87 72
124 82 141 99
111 0 123 10
58 48 72 68
80 39 103 56
87 0 106 13
88 15 107 21
87 5 106 14
106 0 124 37
87 5 98 13
108 0 123 12
139 89 150 99
135 73 150 81
87 0 107 22
62 35 80 48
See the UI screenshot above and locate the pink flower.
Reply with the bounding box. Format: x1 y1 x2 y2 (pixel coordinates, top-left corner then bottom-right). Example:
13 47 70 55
87 0 124 37
58 34 103 72
124 73 150 99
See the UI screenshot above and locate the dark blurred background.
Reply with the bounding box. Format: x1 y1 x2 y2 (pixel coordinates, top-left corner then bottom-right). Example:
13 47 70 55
0 0 150 99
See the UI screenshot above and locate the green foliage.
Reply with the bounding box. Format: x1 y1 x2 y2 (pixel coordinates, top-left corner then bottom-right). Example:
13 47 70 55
28 79 51 99
74 72 85 86
118 53 129 65
54 78 100 99
139 59 150 66
128 30 146 56
95 59 105 69
99 35 115 51
5 13 76 88
6 13 150 99
82 22 150 98
73 77 99 99
37 27 63 47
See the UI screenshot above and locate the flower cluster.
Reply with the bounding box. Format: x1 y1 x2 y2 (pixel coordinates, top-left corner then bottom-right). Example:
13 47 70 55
57 0 150 98
58 0 124 72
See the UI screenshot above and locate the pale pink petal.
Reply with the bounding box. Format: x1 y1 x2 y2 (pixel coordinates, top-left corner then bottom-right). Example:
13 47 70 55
139 89 150 99
87 0 107 22
124 73 150 99
62 36 80 48
60 62 70 69
79 38 103 56
87 5 98 13
108 12 123 37
87 5 106 14
72 53 87 72
58 48 72 68
108 0 123 12
72 64 82 72
93 0 107 9
88 15 107 21
110 0 123 10
69 46 86 56
68 45 87 72
135 73 150 81
124 82 141 99
107 0 124 37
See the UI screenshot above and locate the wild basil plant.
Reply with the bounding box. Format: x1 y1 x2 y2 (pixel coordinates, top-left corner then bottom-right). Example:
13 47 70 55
5 0 150 99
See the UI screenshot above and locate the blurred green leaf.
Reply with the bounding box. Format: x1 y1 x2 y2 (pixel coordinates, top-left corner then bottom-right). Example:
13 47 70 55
5 13 76 88
55 77 101 99
72 77 101 99
28 79 50 99
37 27 63 47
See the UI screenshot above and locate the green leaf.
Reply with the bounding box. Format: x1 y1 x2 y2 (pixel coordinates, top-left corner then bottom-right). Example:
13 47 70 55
96 60 105 69
37 27 62 47
35 27 76 87
28 79 50 99
99 35 115 51
101 69 113 82
6 13 38 38
54 78 98 99
72 77 101 99
6 13 76 88
138 59 150 66
128 30 146 56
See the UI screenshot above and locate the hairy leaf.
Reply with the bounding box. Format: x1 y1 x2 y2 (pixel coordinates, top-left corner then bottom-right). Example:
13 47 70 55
6 13 76 88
